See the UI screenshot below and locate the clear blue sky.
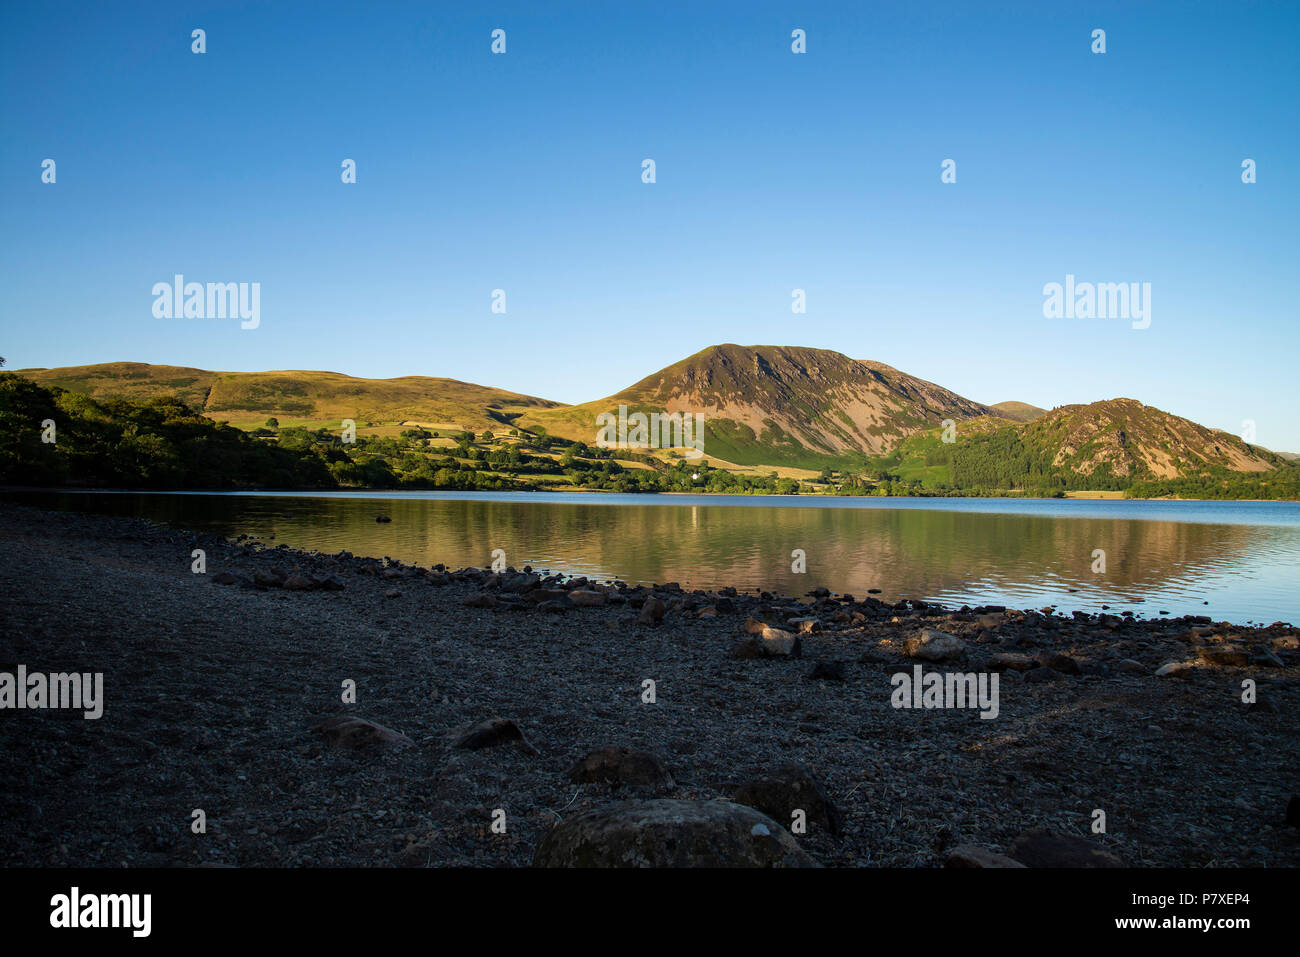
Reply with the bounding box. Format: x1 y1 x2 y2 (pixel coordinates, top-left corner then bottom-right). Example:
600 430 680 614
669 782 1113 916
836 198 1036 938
2 1 1297 449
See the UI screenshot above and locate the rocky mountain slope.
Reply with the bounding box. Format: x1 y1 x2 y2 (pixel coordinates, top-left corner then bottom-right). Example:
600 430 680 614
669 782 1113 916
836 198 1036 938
517 344 997 465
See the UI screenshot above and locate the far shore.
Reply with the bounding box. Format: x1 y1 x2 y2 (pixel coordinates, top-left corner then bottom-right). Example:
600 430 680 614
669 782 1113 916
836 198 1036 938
3 484 1297 504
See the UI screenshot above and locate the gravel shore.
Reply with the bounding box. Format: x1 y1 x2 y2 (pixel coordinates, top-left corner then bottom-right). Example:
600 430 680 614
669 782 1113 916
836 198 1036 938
1 501 1297 867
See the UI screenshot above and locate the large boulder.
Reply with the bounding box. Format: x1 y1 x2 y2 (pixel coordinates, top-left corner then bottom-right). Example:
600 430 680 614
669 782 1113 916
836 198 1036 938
945 845 1027 868
566 746 675 790
311 715 413 751
637 597 666 625
533 799 818 868
451 718 537 754
733 626 802 659
1006 829 1124 868
732 763 843 837
1198 645 1249 667
904 629 965 662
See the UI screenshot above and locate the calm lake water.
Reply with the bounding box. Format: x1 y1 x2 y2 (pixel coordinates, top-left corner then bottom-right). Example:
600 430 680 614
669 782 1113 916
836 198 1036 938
10 490 1300 626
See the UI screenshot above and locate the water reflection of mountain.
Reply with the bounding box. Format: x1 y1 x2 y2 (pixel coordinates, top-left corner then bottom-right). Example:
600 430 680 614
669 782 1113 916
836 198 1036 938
14 491 1298 623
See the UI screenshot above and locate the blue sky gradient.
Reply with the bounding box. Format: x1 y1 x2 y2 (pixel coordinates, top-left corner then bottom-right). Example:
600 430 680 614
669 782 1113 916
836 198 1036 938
2 1 1297 448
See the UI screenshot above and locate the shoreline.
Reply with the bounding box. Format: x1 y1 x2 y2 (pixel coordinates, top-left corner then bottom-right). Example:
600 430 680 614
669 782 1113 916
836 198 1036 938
4 484 1297 504
1 501 1297 867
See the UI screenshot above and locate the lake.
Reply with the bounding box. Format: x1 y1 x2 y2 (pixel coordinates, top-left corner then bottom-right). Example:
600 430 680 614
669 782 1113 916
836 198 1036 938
9 490 1300 625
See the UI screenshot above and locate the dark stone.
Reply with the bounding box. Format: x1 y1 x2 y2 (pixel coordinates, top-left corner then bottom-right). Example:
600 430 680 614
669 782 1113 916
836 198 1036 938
945 845 1026 868
533 799 817 868
566 746 675 790
808 660 846 681
1007 829 1124 868
637 597 666 625
1023 666 1062 684
452 717 537 754
312 715 412 750
732 763 843 837
1036 651 1082 675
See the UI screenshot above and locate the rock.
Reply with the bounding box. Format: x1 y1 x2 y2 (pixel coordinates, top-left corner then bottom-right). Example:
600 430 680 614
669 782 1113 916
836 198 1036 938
452 718 537 754
904 630 965 662
319 577 345 591
1155 660 1198 678
566 746 675 790
1036 651 1082 675
375 515 392 523
743 617 766 635
788 617 821 634
1198 645 1249 667
1272 634 1299 651
253 569 284 588
696 605 718 618
283 574 316 591
808 660 846 681
463 593 499 609
1023 666 1061 684
501 572 541 593
733 626 802 659
1115 658 1147 675
988 652 1036 672
312 715 413 750
945 845 1027 868
568 589 607 607
384 588 401 599
637 597 666 625
732 763 843 837
1007 829 1124 868
1250 648 1285 668
533 799 817 868
538 600 571 613
211 571 238 585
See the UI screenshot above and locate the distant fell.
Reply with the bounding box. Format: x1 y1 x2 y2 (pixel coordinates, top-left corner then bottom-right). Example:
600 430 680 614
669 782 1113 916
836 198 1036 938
16 362 563 431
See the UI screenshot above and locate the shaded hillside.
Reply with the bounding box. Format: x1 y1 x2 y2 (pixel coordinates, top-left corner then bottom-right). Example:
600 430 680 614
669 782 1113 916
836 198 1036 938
0 374 334 489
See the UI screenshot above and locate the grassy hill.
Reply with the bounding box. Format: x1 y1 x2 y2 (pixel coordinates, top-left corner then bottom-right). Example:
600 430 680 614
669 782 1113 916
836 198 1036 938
16 362 564 434
990 400 1047 422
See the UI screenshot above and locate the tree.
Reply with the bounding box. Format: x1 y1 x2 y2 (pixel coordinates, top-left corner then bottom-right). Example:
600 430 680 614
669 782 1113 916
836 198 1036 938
266 417 279 427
